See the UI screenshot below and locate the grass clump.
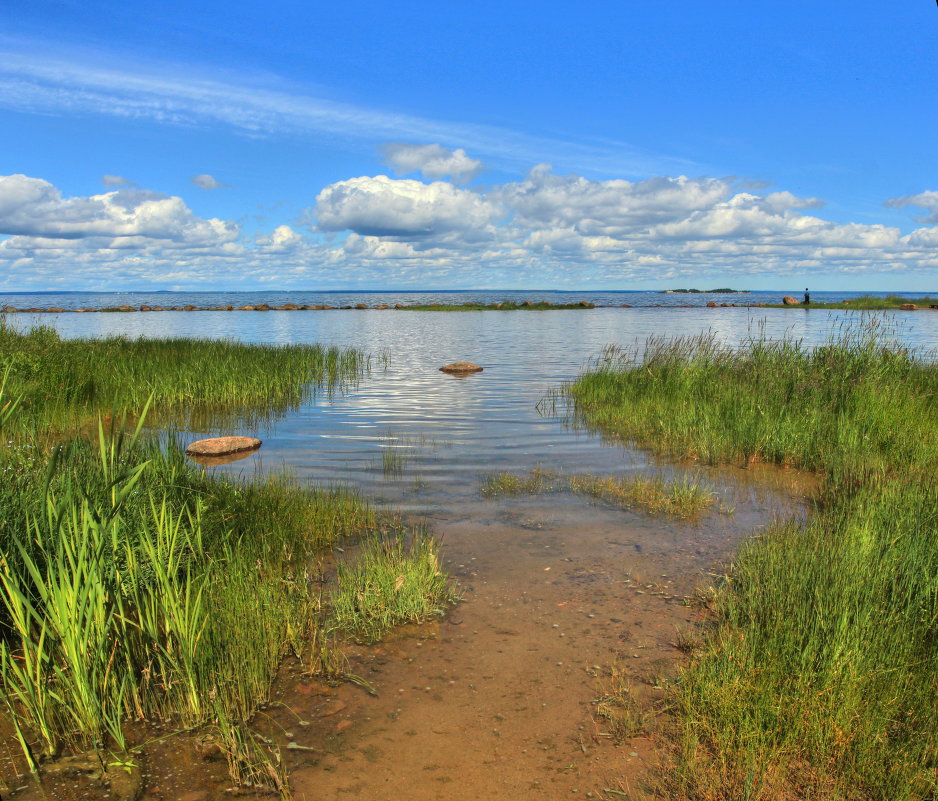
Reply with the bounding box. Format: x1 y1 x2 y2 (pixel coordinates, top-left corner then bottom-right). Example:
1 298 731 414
565 319 938 799
568 473 714 519
482 468 714 520
0 416 382 793
330 532 458 643
480 467 562 496
0 318 368 433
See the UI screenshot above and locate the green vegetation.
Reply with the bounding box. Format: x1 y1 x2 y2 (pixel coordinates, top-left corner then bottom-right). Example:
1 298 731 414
0 321 455 797
767 293 938 310
481 468 715 520
399 300 595 310
0 319 368 432
0 416 380 791
330 531 458 642
565 321 938 799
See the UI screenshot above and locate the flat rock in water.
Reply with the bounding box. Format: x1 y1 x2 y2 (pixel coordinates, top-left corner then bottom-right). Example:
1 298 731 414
185 436 262 457
440 361 484 374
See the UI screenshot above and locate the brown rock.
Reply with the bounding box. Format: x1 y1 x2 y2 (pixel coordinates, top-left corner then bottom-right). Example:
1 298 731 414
254 303 271 311
440 362 484 374
706 301 718 307
47 307 64 313
185 436 262 457
355 303 369 309
237 305 255 311
139 305 152 311
2 306 16 313
375 304 390 309
118 305 136 312
782 296 800 305
183 304 198 311
900 303 918 311
578 300 595 308
619 303 632 307
394 303 405 309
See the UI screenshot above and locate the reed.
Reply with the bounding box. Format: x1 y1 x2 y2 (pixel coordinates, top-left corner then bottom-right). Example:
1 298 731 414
565 318 938 799
0 318 368 433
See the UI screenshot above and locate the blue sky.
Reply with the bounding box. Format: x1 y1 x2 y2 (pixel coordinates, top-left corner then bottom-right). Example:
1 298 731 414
1 0 937 291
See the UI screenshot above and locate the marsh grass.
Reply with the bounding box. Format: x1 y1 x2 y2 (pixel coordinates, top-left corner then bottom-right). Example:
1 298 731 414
0 318 368 434
565 318 938 800
593 663 647 742
0 417 382 790
482 468 715 520
330 531 458 643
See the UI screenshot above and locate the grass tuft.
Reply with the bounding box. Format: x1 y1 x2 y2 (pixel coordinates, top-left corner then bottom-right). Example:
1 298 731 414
330 531 459 643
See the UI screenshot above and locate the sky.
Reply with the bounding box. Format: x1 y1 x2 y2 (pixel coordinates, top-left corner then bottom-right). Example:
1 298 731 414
0 0 936 292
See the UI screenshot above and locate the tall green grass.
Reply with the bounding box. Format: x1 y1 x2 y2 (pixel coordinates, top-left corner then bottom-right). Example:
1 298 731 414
565 320 938 800
0 318 368 433
0 412 382 789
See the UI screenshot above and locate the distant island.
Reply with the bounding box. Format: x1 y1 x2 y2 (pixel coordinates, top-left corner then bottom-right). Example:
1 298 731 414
661 288 749 294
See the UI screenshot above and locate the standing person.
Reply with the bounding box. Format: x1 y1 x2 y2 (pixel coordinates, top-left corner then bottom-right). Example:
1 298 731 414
804 287 811 304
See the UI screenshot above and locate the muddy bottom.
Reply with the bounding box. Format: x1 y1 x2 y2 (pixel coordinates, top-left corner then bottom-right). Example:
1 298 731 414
2 470 806 801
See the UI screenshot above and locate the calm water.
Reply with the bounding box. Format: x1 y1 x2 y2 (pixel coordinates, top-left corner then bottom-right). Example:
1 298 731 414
0 289 932 310
21 300 938 511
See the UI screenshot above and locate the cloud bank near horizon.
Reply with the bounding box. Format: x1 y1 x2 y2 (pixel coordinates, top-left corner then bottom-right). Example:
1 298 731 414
1 158 937 290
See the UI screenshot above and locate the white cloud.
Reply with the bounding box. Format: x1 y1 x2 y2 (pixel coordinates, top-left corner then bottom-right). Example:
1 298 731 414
0 174 239 244
102 174 135 188
383 143 483 182
314 175 501 237
192 173 226 190
3 168 938 290
885 190 938 224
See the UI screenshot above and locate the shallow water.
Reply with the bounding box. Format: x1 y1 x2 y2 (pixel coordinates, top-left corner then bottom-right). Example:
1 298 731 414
27 305 938 509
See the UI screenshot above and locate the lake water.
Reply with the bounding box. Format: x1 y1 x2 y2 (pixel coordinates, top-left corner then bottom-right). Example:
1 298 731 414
16 297 938 510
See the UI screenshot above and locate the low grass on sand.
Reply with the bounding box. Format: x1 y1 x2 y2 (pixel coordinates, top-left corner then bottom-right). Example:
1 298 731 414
564 320 938 800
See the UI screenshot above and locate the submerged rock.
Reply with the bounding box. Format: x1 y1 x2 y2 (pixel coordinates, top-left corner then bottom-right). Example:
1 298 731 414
185 436 262 457
782 296 800 305
440 362 484 374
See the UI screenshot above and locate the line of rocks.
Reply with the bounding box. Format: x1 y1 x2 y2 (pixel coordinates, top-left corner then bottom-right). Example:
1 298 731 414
0 301 596 313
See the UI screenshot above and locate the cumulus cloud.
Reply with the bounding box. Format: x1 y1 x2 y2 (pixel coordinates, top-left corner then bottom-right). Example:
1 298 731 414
0 174 239 245
192 173 226 190
885 190 938 224
4 168 938 290
102 174 135 188
314 175 500 237
383 143 483 182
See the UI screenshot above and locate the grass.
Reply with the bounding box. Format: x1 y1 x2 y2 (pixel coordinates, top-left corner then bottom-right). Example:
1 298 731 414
0 323 456 797
329 530 459 643
0 318 369 433
0 415 383 789
765 293 938 310
398 300 595 310
564 318 938 800
481 468 716 520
